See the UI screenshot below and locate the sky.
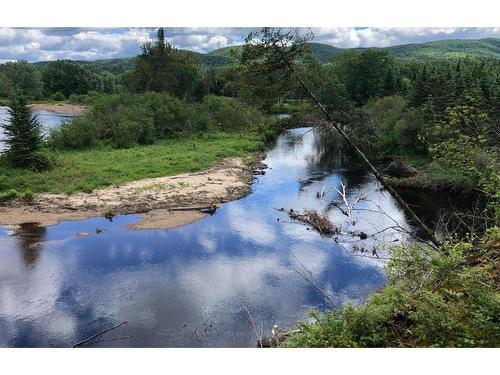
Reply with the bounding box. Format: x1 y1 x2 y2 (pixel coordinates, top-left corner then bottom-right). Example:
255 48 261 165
0 27 499 63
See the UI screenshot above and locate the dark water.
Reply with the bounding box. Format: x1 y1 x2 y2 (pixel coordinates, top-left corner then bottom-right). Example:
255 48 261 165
0 127 419 347
0 106 74 151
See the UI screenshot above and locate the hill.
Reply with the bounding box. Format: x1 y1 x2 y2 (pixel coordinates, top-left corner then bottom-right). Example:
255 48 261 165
28 38 500 74
33 57 136 74
205 42 343 63
206 38 500 63
385 38 500 61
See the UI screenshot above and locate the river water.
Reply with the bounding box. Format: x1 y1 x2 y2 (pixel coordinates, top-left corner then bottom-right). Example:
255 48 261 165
0 106 73 151
0 127 431 347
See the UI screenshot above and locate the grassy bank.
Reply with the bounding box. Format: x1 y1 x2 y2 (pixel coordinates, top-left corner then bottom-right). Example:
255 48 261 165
0 132 264 196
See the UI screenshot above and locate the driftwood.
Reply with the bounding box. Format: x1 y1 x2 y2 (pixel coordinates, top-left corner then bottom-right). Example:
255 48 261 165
258 328 302 348
169 204 218 212
288 209 339 236
71 321 128 348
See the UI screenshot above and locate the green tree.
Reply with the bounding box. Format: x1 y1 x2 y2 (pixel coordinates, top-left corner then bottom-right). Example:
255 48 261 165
0 61 43 99
131 28 200 99
341 49 396 105
230 28 312 110
0 71 10 97
41 60 93 98
1 95 43 168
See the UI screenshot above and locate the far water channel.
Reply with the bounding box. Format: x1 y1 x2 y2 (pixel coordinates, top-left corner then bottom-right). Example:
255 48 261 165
0 106 74 151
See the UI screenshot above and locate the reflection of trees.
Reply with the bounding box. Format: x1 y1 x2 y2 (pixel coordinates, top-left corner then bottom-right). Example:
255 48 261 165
278 130 305 157
15 223 46 268
298 127 370 190
306 128 346 172
306 127 369 172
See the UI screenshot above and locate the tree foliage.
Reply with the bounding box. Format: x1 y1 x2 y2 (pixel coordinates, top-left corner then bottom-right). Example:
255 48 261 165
41 60 119 98
0 95 46 169
285 241 499 347
130 28 200 99
49 92 269 150
0 61 43 99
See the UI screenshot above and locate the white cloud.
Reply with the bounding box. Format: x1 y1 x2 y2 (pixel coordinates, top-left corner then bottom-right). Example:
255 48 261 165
313 27 500 47
0 27 499 62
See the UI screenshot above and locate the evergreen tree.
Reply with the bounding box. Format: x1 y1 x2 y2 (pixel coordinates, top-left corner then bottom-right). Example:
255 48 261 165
131 28 200 99
1 95 43 168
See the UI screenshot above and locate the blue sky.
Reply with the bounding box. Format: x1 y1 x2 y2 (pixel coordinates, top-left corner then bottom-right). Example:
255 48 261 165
0 27 499 62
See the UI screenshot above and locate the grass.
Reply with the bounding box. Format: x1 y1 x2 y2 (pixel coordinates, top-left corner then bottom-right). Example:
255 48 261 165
0 132 264 195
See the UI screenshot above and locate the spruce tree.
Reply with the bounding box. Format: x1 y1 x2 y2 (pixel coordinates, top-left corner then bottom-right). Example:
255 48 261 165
1 95 43 168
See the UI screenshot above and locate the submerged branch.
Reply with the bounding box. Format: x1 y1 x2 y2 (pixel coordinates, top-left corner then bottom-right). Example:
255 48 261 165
71 321 128 348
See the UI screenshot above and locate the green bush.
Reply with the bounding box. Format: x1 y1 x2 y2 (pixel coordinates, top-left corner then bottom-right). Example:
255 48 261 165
111 118 155 148
51 91 65 101
0 188 33 202
284 242 500 347
49 93 269 150
68 93 89 104
198 95 265 132
29 149 56 172
49 117 98 149
362 95 426 153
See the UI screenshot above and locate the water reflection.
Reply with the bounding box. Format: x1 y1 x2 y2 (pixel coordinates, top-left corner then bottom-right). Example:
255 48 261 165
14 223 47 268
0 127 405 347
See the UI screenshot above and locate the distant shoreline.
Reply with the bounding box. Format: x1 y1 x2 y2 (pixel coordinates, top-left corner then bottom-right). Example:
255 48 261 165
29 103 86 115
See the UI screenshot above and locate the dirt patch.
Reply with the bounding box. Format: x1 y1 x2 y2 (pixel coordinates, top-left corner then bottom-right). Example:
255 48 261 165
0 154 267 229
29 103 86 115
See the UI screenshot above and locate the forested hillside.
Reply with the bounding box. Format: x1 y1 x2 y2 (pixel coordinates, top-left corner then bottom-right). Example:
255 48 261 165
24 37 500 77
206 38 500 63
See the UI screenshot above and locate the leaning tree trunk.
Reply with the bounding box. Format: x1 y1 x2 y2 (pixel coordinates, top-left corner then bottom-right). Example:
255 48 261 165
285 62 441 248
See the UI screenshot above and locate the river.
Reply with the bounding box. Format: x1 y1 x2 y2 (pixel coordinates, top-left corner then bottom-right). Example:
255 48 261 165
0 127 448 347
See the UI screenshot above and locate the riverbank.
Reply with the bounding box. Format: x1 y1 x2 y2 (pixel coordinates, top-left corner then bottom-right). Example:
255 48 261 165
282 231 499 348
0 131 268 228
28 102 86 115
0 152 266 228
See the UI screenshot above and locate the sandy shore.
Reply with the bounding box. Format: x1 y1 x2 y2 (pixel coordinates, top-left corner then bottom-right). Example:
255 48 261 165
29 103 86 115
0 154 266 230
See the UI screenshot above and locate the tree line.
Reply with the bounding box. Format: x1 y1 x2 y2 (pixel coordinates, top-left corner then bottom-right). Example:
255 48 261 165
217 36 499 198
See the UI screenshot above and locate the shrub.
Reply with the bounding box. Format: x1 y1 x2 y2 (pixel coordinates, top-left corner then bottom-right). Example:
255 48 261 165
394 108 427 153
29 149 56 172
284 242 500 347
48 92 269 150
0 188 34 202
68 93 89 104
49 117 98 149
111 118 155 148
51 91 65 101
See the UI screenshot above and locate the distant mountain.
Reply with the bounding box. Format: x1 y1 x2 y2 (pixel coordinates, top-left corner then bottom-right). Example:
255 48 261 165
306 43 344 62
385 38 500 61
29 38 500 74
205 45 242 58
206 38 500 63
205 43 343 62
33 57 137 74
